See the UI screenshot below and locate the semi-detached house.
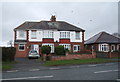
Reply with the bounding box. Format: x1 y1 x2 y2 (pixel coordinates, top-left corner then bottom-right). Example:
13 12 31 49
14 16 85 57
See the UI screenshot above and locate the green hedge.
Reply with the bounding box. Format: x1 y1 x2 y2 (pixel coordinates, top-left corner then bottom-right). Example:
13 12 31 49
2 47 16 62
55 46 65 55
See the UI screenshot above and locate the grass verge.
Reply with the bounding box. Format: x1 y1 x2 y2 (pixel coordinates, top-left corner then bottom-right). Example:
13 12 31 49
2 62 16 71
43 58 119 66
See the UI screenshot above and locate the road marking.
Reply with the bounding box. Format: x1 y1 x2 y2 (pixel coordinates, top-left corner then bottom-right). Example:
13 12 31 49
6 70 18 73
105 63 114 65
70 66 80 68
29 69 40 71
49 68 60 70
116 79 120 81
2 75 54 80
88 65 97 67
94 70 118 74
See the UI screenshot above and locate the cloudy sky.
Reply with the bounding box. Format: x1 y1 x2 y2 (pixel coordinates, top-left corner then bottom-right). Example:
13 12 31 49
0 1 118 46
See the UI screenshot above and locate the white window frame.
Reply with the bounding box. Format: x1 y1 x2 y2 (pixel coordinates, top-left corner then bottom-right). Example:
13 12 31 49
42 43 54 53
117 44 120 51
73 45 80 52
60 31 70 38
31 30 37 39
43 30 53 38
18 44 25 51
75 32 80 40
111 45 115 51
59 44 71 50
99 44 109 52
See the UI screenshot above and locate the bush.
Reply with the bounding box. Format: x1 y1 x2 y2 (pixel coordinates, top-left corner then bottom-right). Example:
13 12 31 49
2 47 16 62
41 45 51 55
55 46 65 55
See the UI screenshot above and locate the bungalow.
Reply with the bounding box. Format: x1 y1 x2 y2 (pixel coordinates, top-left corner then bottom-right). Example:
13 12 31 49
85 31 120 52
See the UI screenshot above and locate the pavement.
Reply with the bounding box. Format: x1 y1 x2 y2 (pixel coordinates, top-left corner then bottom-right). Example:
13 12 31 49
2 58 120 81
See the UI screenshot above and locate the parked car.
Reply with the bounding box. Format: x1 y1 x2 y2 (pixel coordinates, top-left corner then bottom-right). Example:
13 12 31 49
28 50 40 59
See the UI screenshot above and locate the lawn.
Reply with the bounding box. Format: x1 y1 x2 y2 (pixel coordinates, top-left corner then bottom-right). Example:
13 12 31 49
43 58 118 66
2 62 16 70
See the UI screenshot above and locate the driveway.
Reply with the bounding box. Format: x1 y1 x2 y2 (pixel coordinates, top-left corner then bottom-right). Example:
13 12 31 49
10 58 47 71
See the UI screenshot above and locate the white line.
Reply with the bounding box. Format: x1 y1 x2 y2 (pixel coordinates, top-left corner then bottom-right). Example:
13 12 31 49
88 65 97 67
49 68 60 70
94 69 118 74
2 75 53 80
116 79 120 81
70 66 80 68
6 70 18 73
29 69 40 71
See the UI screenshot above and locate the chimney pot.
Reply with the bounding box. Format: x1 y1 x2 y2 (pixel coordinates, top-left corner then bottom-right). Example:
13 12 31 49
50 15 56 22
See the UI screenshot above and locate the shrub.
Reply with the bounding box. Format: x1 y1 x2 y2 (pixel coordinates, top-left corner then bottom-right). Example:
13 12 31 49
41 45 51 55
55 46 65 55
2 47 16 62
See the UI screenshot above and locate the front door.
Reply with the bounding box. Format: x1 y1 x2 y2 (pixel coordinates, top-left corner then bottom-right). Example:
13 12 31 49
31 44 39 54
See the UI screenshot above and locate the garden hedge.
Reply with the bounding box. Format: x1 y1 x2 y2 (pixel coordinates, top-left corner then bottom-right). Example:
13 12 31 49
2 47 16 62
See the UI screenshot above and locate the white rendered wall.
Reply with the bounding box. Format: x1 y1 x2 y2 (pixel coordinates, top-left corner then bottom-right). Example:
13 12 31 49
54 31 60 42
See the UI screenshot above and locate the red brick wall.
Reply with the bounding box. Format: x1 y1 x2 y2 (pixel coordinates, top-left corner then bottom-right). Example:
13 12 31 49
14 44 28 58
59 39 70 43
51 52 96 61
109 52 119 58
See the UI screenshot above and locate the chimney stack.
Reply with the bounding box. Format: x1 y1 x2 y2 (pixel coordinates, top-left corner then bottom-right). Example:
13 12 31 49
50 15 56 22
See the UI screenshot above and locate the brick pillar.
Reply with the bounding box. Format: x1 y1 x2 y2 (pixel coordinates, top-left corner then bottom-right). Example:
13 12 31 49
82 31 85 50
14 31 16 40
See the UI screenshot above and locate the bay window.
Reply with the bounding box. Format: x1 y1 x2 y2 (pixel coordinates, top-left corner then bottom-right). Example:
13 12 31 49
99 44 109 52
59 44 71 50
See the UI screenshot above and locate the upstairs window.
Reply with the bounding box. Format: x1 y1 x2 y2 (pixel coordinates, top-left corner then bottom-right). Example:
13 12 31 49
76 32 80 40
43 31 53 38
31 30 37 39
18 31 25 38
60 31 70 38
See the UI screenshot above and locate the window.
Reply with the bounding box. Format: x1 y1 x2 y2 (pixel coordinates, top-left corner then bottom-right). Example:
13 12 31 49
60 31 70 38
73 45 80 52
111 45 115 51
76 32 80 39
19 31 25 38
19 44 25 51
59 44 71 50
43 31 53 38
117 44 120 51
31 30 37 39
42 44 54 53
99 44 109 52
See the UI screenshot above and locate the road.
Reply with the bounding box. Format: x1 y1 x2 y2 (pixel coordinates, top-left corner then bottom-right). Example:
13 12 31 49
2 62 119 81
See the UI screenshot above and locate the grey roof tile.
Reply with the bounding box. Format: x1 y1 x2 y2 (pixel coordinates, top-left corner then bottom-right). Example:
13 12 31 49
14 21 85 31
85 32 120 44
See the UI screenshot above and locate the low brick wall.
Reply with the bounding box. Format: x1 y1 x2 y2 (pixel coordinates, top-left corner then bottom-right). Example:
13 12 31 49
109 52 119 58
51 52 96 61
